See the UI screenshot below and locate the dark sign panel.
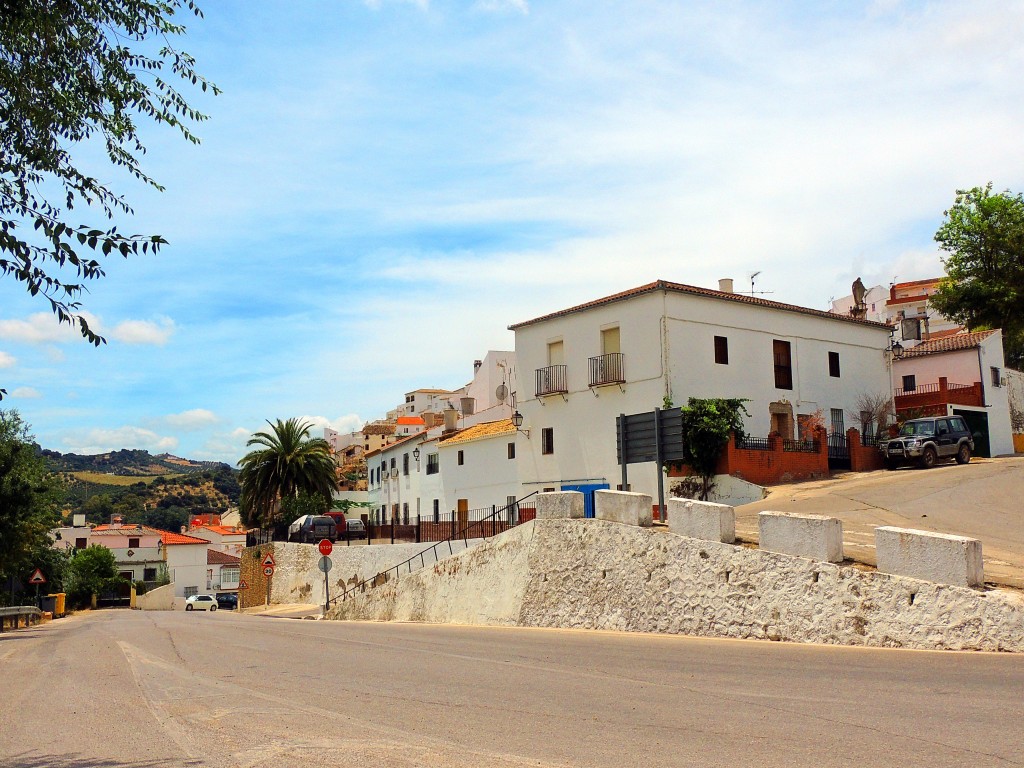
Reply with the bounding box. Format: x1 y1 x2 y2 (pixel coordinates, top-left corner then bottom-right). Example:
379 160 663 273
616 407 685 465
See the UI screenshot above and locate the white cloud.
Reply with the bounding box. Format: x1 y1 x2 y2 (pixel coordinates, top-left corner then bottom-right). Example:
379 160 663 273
0 313 79 344
109 317 175 346
297 414 366 436
0 312 173 347
10 387 41 399
0 351 15 368
164 408 219 431
474 0 528 14
61 427 179 455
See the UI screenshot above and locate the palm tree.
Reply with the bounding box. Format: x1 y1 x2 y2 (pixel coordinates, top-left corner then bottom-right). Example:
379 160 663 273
237 418 338 528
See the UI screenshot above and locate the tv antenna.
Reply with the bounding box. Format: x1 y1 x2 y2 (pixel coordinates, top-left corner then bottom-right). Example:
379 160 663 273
748 271 773 297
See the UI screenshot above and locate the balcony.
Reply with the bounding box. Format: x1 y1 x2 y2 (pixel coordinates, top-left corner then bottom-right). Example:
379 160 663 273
589 353 625 387
894 377 983 414
535 365 568 396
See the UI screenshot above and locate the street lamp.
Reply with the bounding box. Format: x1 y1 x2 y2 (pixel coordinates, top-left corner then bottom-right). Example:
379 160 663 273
412 446 420 468
511 410 530 437
891 340 904 359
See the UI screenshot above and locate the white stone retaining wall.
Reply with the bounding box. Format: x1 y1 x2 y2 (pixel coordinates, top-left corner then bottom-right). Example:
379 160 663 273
135 582 175 611
331 519 1024 652
535 490 584 519
269 539 483 606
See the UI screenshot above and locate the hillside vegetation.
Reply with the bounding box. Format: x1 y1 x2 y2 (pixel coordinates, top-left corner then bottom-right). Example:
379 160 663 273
42 448 241 532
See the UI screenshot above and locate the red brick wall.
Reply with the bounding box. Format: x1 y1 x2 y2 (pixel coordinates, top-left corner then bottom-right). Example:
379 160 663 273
847 428 885 472
667 430 829 487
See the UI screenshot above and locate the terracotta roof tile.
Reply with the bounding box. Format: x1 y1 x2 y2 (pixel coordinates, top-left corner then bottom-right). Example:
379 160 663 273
901 329 997 358
439 419 515 445
207 550 242 565
93 523 209 545
396 416 426 425
193 525 245 536
508 280 890 331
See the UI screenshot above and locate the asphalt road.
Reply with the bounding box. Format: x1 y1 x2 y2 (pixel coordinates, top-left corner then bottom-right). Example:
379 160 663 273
2 610 1022 768
735 456 1024 588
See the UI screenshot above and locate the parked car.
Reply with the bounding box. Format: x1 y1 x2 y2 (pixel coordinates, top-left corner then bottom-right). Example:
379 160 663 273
879 416 973 469
287 514 338 544
215 593 238 610
185 594 218 611
344 518 367 540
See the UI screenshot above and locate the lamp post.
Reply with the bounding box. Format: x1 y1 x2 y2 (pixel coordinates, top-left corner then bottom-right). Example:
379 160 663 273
512 410 530 437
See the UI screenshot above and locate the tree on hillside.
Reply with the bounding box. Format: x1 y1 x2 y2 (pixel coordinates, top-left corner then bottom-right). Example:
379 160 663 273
0 410 64 600
0 0 218 398
932 184 1024 368
238 419 339 528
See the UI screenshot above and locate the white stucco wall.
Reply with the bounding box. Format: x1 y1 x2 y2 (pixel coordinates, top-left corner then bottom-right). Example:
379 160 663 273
166 544 209 598
332 519 1024 652
438 429 520 516
268 540 484 606
135 583 175 611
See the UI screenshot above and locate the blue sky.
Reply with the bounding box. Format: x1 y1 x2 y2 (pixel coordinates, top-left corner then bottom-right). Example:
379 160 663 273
1 0 1022 462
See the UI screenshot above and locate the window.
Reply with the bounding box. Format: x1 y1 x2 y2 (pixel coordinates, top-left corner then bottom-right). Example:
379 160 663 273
506 495 518 515
457 450 464 465
773 340 793 390
951 417 968 432
902 375 916 392
403 453 409 475
75 537 87 549
184 586 198 598
389 457 396 471
714 336 728 365
992 366 1002 387
402 503 409 525
507 442 515 459
128 537 140 549
859 410 873 435
433 499 440 522
828 351 840 378
426 453 439 475
541 427 554 455
222 566 240 584
830 408 844 434
143 568 157 581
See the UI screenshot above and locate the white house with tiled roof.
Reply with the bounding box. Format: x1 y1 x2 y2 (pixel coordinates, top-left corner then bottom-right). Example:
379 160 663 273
885 277 963 346
509 278 893 508
91 523 211 599
893 329 1013 456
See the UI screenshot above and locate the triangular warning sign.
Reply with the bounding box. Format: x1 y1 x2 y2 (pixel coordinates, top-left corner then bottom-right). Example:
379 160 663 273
237 579 249 590
261 553 275 567
28 568 46 585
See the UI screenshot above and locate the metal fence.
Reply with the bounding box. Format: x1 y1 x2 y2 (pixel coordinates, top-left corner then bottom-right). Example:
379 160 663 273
782 438 820 453
735 434 772 451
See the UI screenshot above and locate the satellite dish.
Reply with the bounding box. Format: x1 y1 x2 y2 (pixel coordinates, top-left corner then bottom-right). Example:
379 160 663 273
495 383 509 402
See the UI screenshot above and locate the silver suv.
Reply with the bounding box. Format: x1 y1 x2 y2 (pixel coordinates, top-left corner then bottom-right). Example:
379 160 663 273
879 416 974 469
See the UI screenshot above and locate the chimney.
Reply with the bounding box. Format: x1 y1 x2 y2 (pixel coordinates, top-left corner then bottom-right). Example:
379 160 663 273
473 359 482 375
111 514 123 528
180 526 187 534
718 278 734 293
443 404 459 433
460 397 476 416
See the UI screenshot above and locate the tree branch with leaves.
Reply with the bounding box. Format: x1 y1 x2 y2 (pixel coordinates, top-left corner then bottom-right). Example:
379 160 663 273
0 0 219 396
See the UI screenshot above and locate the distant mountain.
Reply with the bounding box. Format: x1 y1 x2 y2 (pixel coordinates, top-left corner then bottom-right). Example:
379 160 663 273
39 447 232 476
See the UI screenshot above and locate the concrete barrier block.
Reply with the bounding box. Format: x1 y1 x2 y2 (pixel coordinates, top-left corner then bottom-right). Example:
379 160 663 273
535 491 585 520
758 511 843 563
875 526 984 588
668 498 735 543
594 490 653 527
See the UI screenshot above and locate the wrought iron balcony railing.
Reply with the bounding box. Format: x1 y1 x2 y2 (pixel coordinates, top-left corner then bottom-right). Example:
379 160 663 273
588 353 625 387
535 364 568 396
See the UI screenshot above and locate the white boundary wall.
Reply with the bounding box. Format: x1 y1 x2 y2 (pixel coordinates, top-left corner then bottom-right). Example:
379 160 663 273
758 511 844 563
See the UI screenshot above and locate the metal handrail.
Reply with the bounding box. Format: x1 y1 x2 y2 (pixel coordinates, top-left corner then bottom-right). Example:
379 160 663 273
327 491 540 607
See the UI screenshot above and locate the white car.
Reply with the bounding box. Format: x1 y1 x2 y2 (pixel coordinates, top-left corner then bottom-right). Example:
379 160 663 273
185 594 218 611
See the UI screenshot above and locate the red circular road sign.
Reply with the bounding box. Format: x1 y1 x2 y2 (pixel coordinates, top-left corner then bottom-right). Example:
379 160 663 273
263 566 274 577
318 539 334 557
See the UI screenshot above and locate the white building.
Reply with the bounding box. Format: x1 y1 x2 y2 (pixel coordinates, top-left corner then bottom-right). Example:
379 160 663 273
509 279 893 508
830 282 889 324
884 278 962 346
190 524 247 558
893 329 1014 456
